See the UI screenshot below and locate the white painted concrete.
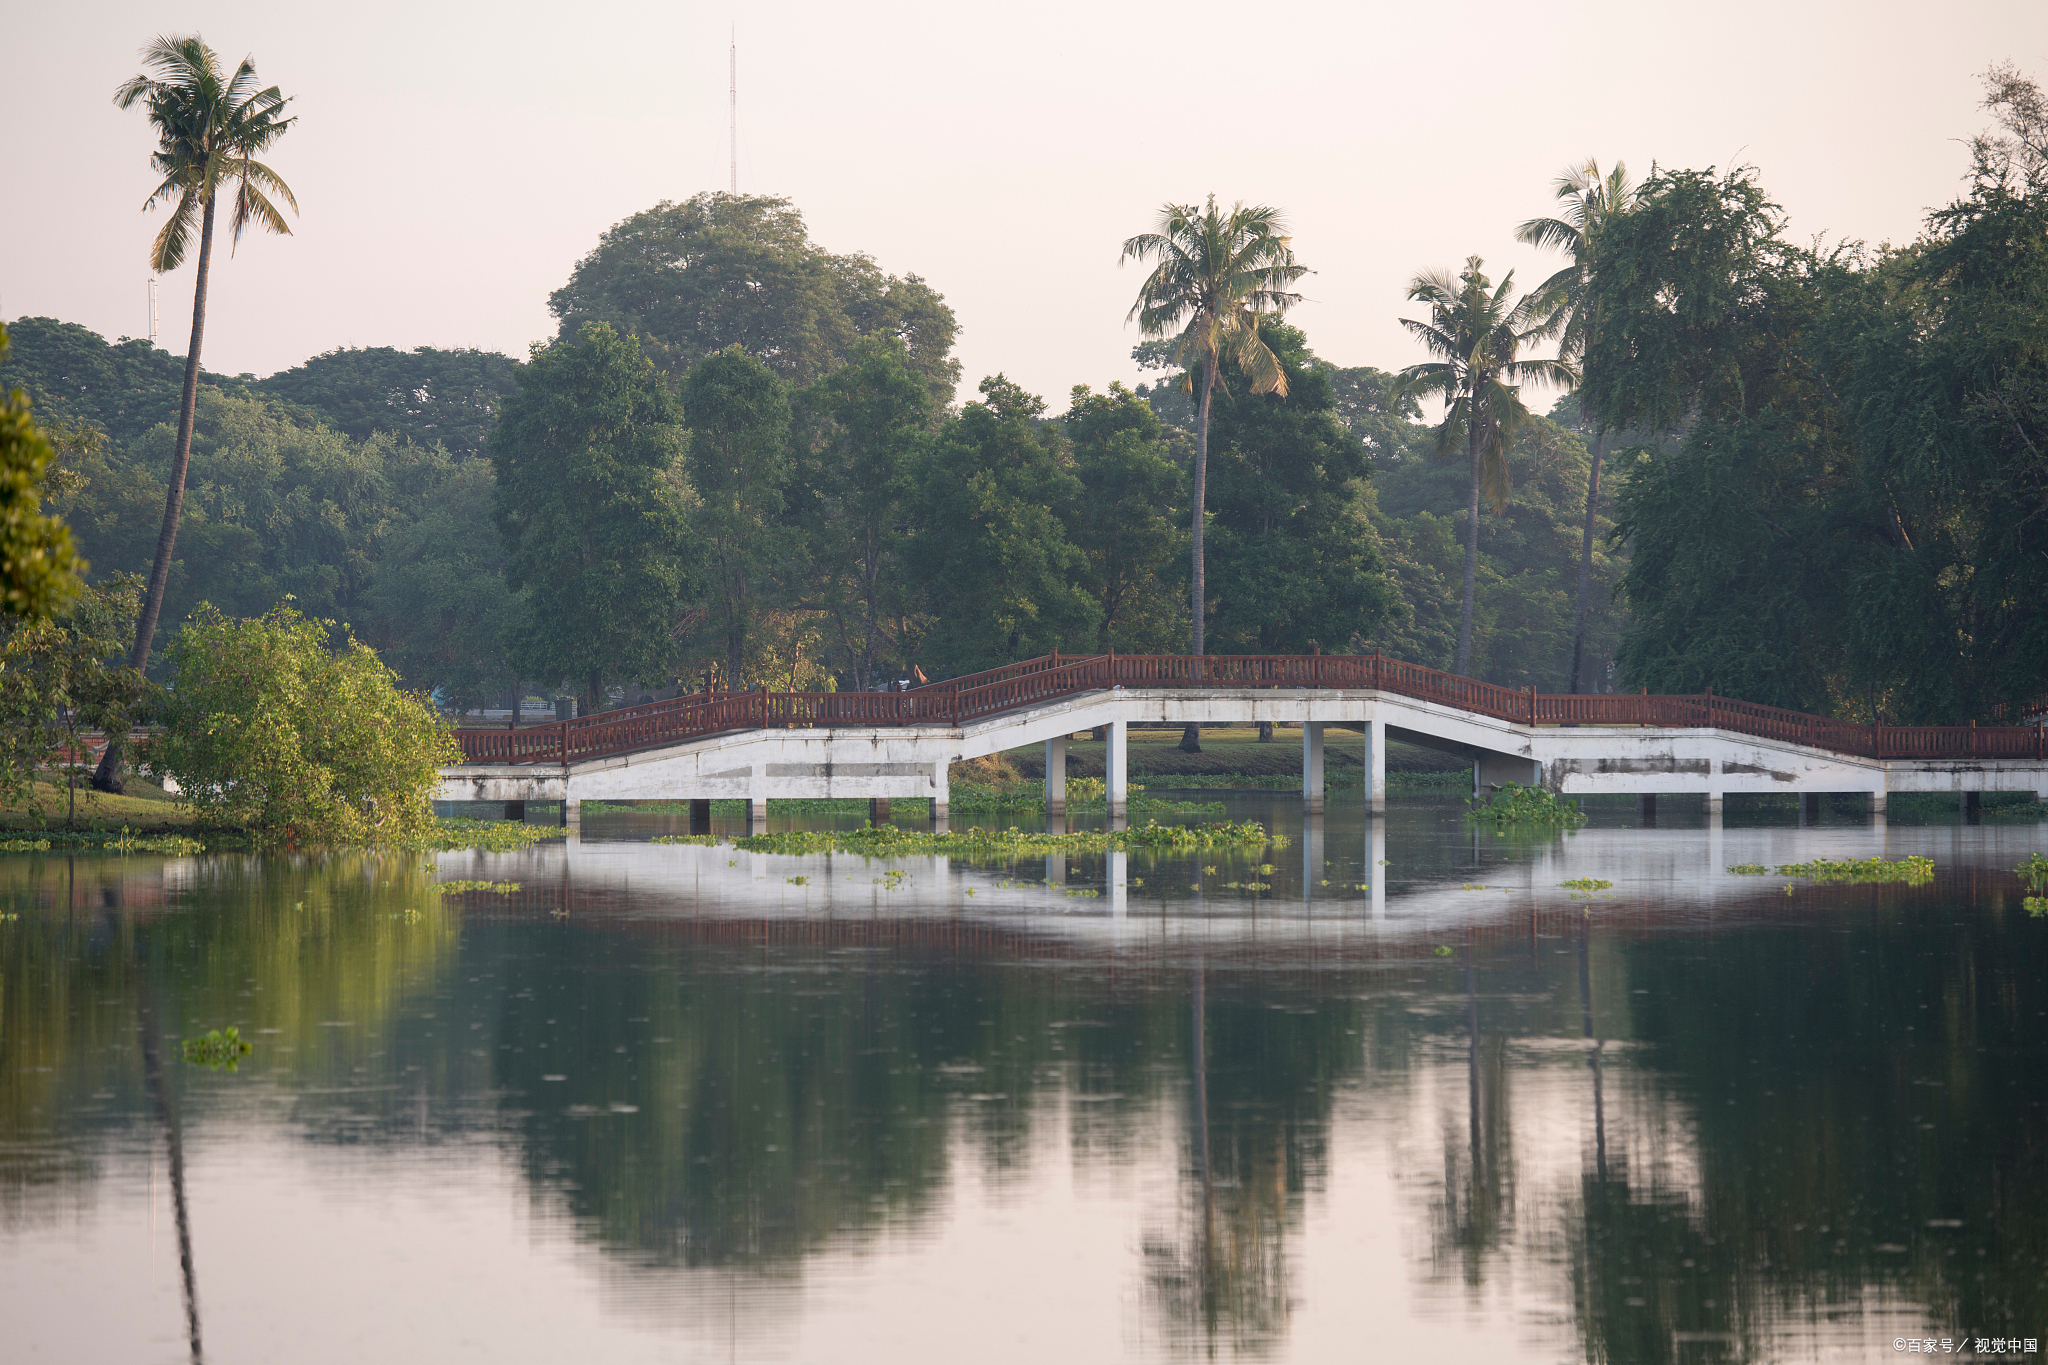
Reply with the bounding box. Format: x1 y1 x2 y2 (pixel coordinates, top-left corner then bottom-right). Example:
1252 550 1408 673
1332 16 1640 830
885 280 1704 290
437 686 2048 813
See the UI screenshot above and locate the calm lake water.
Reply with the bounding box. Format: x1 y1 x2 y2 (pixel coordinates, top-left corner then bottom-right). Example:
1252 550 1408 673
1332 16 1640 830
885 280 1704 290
3 795 2045 1364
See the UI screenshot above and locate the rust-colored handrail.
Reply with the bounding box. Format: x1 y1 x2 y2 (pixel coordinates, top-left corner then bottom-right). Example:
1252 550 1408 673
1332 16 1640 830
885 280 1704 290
452 654 2048 765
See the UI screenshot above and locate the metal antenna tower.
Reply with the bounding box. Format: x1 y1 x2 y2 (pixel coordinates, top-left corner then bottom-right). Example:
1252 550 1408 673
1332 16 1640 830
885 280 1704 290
728 28 737 193
148 276 159 345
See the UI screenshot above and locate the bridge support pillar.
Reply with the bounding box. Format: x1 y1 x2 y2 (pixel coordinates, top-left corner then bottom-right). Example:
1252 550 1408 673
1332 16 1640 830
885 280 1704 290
1045 735 1067 816
1640 793 1657 826
1302 723 1325 813
869 797 891 824
1106 720 1128 828
689 798 710 835
1870 788 1887 815
1365 716 1386 815
559 798 579 831
1964 790 1981 825
1706 793 1724 820
748 797 768 832
1801 793 1821 826
504 800 525 822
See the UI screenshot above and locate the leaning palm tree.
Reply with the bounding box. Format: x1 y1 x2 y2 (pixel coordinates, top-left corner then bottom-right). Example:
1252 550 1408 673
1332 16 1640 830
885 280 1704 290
1122 198 1305 750
1397 258 1574 676
96 35 296 792
1517 160 1638 694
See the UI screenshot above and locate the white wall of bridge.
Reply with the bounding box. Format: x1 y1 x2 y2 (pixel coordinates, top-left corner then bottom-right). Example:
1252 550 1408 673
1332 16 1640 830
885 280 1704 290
436 687 2048 815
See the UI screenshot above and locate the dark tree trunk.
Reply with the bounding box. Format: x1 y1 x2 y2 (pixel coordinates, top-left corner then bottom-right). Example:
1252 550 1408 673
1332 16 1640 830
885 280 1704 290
1179 357 1217 754
1257 721 1274 742
1567 425 1607 693
95 194 219 795
1455 411 1481 676
586 669 603 716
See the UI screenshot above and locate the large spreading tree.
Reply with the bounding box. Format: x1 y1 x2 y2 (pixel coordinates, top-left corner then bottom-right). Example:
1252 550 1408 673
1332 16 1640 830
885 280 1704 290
490 324 695 712
99 33 296 792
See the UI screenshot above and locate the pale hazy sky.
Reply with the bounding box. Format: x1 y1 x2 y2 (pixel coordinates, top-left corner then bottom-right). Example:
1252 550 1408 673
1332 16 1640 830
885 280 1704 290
5 0 2042 407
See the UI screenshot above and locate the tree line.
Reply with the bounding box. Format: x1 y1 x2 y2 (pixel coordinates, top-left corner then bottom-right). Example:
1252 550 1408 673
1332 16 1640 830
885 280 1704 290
14 30 2034 781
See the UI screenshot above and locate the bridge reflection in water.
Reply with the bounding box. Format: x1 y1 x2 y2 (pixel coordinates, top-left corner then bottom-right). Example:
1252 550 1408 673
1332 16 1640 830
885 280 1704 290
1 802 2043 1363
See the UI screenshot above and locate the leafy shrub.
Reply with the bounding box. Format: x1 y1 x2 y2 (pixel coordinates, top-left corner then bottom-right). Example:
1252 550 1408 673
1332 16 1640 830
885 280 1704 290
1466 782 1587 826
152 602 459 841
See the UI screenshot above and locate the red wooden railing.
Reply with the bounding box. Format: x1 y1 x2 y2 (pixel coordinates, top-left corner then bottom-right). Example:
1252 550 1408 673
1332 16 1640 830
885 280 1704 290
453 652 2048 765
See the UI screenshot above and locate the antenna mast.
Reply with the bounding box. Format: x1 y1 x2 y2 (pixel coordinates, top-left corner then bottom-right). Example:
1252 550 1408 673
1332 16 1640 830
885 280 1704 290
728 29 737 193
148 276 159 345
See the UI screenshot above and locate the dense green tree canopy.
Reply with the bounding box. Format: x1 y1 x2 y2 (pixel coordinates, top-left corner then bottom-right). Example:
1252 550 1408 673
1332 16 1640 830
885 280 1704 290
680 346 794 688
490 323 695 708
1059 382 1188 653
911 376 1099 674
549 192 961 403
255 345 517 458
1200 324 1395 654
789 338 936 690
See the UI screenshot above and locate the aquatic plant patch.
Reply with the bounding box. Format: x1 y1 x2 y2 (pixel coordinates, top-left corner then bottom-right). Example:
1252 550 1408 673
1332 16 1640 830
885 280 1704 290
2016 852 2048 890
428 880 523 895
181 1027 252 1071
1559 878 1615 891
729 820 1282 858
1466 783 1588 827
1772 856 1934 884
408 818 563 853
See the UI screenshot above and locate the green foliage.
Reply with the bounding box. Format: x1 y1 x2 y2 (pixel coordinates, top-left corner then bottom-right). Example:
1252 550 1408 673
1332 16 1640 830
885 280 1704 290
729 819 1281 857
1772 856 1934 884
912 377 1100 671
1465 782 1587 826
1559 877 1614 890
548 192 961 404
152 601 457 839
1201 324 1395 653
1728 863 1771 876
427 879 521 895
681 347 794 686
0 575 142 823
0 839 51 852
490 323 695 708
2025 896 2047 917
180 1026 252 1071
2015 852 2048 890
789 338 936 690
410 818 561 852
254 346 517 458
0 326 82 619
1059 383 1189 651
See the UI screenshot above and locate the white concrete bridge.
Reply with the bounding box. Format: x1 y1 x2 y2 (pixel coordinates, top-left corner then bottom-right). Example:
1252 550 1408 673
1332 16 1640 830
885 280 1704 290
436 654 2048 831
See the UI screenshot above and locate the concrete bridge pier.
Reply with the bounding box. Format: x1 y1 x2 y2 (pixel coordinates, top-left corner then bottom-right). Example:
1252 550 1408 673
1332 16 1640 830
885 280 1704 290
689 799 711 835
503 800 525 822
748 798 768 833
1045 735 1067 816
869 797 891 824
1639 793 1657 826
1302 723 1326 813
1106 720 1128 828
1801 793 1822 826
930 796 949 833
560 798 580 832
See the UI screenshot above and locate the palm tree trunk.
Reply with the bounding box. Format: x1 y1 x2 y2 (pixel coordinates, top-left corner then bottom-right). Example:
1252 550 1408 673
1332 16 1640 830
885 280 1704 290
1566 425 1607 693
1455 415 1481 676
94 194 219 795
1179 359 1216 755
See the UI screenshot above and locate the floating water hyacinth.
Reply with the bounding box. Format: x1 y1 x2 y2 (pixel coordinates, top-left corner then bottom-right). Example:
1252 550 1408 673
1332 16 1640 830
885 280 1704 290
181 1027 253 1071
1466 783 1587 827
1772 856 1934 884
1559 877 1615 891
727 820 1282 857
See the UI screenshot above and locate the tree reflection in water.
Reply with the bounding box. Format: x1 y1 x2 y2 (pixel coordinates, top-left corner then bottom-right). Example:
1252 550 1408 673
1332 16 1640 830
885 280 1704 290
2 848 2046 1362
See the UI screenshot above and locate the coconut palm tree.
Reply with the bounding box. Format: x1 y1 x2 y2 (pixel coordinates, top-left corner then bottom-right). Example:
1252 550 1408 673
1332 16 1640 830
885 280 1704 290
96 35 296 792
1123 198 1305 749
1397 258 1574 676
1517 160 1639 694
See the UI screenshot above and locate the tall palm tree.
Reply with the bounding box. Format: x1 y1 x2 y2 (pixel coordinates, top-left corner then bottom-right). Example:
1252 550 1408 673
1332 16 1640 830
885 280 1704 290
96 35 296 792
1123 198 1305 750
1517 160 1638 694
1397 258 1574 676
